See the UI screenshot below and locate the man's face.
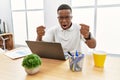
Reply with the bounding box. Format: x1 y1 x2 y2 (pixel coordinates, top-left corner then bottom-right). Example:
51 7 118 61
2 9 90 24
57 9 72 30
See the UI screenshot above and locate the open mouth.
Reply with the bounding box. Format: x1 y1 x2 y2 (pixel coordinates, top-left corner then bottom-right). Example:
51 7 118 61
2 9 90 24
63 25 67 28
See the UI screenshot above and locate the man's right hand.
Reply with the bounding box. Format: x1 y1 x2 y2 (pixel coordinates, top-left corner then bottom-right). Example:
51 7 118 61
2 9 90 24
36 25 46 41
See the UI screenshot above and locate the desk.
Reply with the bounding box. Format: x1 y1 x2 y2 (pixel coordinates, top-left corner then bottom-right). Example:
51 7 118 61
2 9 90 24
0 51 120 80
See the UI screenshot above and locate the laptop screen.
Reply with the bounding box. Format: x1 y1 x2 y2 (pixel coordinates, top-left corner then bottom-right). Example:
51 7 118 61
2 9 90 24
26 41 68 60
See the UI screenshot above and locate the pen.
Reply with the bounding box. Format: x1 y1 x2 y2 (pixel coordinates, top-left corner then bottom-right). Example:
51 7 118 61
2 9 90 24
67 51 73 56
68 51 74 71
75 50 79 56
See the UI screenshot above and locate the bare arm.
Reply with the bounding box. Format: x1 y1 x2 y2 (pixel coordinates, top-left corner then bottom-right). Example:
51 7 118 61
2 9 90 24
80 24 96 48
85 36 96 48
36 35 42 41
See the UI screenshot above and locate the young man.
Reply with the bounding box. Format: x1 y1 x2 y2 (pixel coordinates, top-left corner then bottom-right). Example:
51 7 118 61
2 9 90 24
36 4 96 52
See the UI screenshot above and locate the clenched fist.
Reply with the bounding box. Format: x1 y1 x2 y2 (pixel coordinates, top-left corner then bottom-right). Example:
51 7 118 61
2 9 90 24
80 24 96 48
36 25 46 41
80 24 90 39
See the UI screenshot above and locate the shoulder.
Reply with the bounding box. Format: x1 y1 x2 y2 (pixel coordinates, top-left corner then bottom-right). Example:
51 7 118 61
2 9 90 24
72 23 81 30
46 25 58 33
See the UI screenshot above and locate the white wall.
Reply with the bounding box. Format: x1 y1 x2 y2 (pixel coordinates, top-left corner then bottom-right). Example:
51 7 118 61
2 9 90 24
44 0 71 28
0 0 13 32
0 0 71 32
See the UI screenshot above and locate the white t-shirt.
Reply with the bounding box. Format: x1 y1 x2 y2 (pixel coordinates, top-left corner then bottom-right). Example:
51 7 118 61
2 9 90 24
42 23 86 53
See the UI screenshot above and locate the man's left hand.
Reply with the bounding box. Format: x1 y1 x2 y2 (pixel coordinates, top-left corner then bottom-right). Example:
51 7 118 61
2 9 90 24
80 24 96 48
80 24 90 39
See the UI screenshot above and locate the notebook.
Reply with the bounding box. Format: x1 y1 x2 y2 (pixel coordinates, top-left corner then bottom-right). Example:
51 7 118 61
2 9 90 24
4 47 32 59
26 41 68 60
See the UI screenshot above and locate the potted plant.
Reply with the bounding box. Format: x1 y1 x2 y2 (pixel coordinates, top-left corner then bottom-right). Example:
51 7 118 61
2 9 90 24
22 54 42 74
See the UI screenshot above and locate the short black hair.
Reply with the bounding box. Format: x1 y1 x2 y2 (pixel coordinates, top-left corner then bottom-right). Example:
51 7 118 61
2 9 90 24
57 4 72 12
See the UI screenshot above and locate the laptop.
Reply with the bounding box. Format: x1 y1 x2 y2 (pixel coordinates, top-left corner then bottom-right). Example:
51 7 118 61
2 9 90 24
26 41 68 60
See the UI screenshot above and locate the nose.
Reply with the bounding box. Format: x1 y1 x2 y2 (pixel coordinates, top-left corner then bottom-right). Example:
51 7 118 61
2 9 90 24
62 18 67 22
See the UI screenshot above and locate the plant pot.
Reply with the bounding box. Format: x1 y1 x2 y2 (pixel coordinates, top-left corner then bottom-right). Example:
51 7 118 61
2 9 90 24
25 65 40 75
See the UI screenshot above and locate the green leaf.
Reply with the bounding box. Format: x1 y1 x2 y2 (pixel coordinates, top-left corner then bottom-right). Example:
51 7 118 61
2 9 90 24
22 54 42 69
